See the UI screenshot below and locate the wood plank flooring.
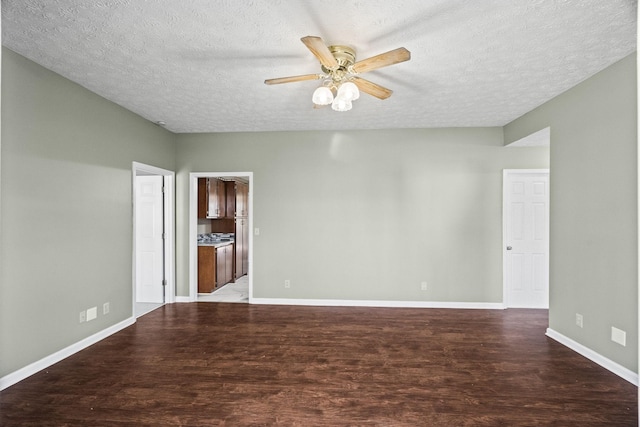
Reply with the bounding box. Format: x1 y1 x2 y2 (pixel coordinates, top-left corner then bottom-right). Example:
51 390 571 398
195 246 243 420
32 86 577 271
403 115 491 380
1 304 636 426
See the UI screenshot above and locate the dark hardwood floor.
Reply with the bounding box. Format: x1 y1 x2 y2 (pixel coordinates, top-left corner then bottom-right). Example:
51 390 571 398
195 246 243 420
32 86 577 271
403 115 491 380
1 304 637 426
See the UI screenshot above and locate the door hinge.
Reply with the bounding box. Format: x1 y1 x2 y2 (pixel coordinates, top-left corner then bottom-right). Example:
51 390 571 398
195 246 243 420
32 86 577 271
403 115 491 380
162 279 168 287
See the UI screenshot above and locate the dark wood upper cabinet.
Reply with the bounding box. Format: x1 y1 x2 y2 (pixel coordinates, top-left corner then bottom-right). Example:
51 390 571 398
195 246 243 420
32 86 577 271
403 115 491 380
225 181 236 217
224 180 248 218
197 178 227 219
197 178 207 219
235 182 248 218
207 178 226 219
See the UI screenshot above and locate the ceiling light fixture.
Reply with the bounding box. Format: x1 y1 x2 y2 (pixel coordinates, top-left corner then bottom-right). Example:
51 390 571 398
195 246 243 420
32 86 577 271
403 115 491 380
312 45 360 112
265 36 411 112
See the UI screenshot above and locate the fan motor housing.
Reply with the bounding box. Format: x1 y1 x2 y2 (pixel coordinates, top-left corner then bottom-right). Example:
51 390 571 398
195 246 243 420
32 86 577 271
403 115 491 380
321 45 356 74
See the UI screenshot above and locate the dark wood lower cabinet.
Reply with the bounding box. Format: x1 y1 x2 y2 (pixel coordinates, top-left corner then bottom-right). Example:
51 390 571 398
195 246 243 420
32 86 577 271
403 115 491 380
197 246 216 293
234 217 248 279
215 243 233 287
197 243 234 293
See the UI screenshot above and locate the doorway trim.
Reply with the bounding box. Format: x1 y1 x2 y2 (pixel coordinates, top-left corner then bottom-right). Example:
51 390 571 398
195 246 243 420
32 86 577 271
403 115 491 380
188 172 254 302
502 168 550 308
132 162 176 315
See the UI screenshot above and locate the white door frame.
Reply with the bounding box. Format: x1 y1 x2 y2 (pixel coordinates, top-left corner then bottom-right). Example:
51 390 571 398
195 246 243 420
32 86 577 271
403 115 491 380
132 162 176 313
502 169 550 308
188 172 254 302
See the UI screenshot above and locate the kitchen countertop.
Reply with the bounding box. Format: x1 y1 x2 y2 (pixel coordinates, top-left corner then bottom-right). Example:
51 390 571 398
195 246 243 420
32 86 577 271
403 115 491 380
198 240 234 248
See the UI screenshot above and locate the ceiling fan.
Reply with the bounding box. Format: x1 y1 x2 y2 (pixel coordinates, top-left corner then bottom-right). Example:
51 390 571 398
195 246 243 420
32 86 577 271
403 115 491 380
264 36 411 112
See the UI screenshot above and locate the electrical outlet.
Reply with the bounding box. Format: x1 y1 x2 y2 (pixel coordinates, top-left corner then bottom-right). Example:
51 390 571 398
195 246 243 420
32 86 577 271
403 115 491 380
421 281 428 291
611 327 626 346
254 228 260 236
284 279 291 288
103 302 110 315
575 313 583 328
79 310 86 323
86 306 98 322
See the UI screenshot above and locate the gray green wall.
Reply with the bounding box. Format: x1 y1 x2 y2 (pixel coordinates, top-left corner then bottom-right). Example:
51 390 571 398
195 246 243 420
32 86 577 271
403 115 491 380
0 48 176 377
2 45 635 381
175 129 549 302
504 53 638 371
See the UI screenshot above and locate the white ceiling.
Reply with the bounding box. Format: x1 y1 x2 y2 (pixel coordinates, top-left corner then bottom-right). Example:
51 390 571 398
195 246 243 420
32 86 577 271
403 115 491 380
2 0 637 133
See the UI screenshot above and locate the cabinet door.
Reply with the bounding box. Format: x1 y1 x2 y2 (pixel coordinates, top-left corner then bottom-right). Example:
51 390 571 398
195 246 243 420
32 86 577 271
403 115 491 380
235 218 249 278
224 245 234 284
215 245 226 287
235 219 243 279
216 244 234 287
236 182 248 217
242 219 249 275
207 178 227 218
197 178 207 219
225 181 237 218
206 179 218 218
197 246 216 293
217 179 227 218
241 220 249 275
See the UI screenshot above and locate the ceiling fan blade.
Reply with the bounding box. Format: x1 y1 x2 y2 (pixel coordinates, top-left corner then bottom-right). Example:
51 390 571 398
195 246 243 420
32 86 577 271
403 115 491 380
352 47 411 74
351 77 393 100
264 74 323 85
301 36 339 70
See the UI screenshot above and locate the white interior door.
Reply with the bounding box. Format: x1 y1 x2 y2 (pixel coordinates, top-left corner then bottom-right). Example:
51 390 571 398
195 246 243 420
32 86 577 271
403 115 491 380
135 175 165 303
504 170 550 308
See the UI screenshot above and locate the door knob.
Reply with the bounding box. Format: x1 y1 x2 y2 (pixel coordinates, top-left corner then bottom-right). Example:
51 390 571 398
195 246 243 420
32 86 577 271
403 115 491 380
506 246 512 250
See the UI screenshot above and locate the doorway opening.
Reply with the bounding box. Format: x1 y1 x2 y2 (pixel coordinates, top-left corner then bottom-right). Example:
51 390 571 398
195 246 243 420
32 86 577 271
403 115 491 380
132 162 175 317
188 172 253 303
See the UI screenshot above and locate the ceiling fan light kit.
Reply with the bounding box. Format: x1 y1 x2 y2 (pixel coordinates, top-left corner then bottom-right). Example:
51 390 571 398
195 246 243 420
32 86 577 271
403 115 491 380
311 85 334 106
265 36 411 112
338 82 360 101
331 96 352 112
312 80 360 111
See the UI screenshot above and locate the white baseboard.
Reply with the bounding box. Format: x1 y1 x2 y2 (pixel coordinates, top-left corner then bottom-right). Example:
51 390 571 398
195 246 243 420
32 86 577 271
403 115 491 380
0 316 136 391
175 296 192 303
546 328 638 386
250 297 505 310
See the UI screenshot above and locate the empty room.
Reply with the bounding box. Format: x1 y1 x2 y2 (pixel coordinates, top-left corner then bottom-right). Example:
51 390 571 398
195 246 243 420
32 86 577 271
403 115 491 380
0 1 638 425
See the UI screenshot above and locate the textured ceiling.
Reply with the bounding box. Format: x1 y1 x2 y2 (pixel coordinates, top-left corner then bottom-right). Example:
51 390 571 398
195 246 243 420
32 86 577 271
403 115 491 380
2 0 637 133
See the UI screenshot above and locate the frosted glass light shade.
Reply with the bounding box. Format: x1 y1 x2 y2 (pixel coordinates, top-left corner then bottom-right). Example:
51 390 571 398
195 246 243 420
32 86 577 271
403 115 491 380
312 86 334 105
338 81 360 101
331 96 352 112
